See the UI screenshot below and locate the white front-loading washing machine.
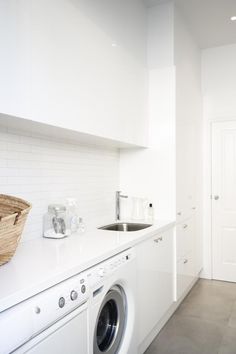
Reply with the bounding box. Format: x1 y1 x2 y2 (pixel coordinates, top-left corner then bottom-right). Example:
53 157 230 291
87 248 137 354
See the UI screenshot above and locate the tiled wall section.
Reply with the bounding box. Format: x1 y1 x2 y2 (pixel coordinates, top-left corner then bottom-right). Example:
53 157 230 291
0 127 119 242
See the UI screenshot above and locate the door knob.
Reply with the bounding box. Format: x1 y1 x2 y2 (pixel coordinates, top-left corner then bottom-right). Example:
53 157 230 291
214 195 219 200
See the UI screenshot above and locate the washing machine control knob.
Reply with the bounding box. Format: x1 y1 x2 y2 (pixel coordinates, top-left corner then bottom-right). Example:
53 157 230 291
98 268 105 278
58 297 65 308
81 285 86 294
70 290 78 301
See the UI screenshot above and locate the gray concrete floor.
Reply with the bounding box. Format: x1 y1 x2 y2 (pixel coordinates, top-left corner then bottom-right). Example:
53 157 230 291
145 279 236 354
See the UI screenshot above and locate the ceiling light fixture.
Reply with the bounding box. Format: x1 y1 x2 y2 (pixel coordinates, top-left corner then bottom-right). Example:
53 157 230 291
230 16 236 21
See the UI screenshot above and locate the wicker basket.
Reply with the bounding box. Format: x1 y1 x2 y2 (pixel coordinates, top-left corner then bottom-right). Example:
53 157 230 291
0 194 31 266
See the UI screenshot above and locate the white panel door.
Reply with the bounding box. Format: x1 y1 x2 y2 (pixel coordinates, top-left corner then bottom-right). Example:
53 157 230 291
212 121 236 282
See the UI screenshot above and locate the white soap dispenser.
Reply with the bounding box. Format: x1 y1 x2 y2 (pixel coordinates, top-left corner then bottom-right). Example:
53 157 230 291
67 198 79 233
147 203 154 223
77 217 86 235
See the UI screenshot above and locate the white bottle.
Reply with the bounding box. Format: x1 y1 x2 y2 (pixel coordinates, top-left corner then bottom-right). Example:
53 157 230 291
77 217 85 235
67 198 79 233
147 203 154 223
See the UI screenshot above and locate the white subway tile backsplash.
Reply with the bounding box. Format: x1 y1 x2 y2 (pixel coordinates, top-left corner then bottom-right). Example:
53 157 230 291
0 128 119 242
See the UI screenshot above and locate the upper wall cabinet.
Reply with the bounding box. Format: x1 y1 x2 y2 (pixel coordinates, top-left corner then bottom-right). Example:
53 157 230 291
0 0 148 147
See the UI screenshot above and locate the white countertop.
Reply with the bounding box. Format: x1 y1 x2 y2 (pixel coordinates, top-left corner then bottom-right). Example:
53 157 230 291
0 220 175 313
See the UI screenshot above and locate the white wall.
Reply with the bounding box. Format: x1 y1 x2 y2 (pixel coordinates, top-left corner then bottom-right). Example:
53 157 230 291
202 44 236 118
0 0 147 146
0 126 119 242
202 43 236 278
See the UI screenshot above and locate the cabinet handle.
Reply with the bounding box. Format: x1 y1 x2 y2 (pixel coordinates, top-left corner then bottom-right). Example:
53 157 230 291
184 259 188 264
192 207 196 210
177 212 182 216
154 236 163 243
183 224 188 229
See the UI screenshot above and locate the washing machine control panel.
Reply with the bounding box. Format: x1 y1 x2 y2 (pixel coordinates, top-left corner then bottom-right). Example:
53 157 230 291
87 248 135 287
32 273 89 334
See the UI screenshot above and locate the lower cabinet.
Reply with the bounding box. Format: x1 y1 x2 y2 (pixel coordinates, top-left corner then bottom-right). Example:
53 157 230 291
175 215 199 300
136 228 174 345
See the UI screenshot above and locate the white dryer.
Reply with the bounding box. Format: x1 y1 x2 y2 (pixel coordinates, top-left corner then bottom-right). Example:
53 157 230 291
87 248 137 354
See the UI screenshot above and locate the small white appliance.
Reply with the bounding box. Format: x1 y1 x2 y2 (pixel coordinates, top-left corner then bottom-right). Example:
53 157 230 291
0 271 89 354
87 248 137 354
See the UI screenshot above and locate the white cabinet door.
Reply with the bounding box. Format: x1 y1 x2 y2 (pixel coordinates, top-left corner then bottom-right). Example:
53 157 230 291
193 211 203 276
176 220 194 261
16 308 88 354
176 120 196 217
136 228 174 345
0 0 147 147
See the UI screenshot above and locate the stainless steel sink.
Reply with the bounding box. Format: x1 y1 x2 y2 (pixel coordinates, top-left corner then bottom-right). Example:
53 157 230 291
98 222 152 232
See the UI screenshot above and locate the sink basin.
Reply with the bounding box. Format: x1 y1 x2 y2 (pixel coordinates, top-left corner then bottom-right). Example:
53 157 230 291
98 222 152 232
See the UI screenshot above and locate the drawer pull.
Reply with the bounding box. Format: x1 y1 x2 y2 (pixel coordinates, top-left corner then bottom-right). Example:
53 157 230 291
154 236 163 243
184 259 188 264
183 224 188 229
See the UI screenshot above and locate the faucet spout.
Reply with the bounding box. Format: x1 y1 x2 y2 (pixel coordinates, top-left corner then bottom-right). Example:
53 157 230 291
116 191 128 221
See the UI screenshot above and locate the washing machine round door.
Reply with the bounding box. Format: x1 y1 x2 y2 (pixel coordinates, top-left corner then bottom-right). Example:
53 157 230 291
94 286 126 354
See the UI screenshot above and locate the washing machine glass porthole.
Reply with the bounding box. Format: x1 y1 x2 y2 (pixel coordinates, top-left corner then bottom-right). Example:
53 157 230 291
94 286 126 354
97 299 118 351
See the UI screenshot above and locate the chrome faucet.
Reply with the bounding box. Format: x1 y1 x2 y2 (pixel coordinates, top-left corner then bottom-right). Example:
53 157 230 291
116 191 128 221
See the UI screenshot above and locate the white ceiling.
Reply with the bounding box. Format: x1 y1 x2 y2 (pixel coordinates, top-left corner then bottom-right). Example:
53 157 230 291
144 0 236 49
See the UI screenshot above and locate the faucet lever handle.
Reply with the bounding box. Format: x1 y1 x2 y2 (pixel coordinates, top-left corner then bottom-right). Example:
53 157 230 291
116 190 128 198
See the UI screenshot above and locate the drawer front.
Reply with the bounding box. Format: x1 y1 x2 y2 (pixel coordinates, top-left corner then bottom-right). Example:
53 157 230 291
176 252 195 300
176 219 194 261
